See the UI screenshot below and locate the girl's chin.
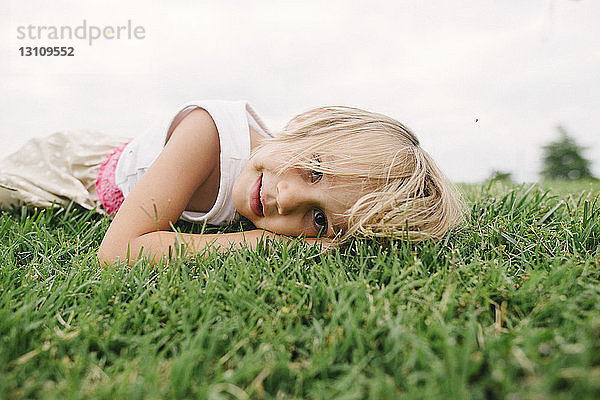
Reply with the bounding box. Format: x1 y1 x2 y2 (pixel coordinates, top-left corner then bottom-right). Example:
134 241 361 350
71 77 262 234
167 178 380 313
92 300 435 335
237 207 260 226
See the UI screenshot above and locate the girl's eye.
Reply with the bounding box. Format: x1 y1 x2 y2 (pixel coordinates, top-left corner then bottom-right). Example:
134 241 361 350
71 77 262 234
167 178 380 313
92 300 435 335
310 169 323 183
313 208 328 234
309 155 323 183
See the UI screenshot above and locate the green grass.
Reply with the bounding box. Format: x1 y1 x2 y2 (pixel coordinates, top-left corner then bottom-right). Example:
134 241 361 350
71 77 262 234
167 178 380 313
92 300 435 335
1 181 599 399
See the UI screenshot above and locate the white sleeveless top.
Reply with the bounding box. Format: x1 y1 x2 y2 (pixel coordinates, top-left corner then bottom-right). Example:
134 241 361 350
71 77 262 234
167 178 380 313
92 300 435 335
114 100 272 225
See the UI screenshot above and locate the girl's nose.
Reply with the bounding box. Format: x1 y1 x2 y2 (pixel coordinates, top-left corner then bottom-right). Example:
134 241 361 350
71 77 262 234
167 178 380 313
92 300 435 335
276 180 306 214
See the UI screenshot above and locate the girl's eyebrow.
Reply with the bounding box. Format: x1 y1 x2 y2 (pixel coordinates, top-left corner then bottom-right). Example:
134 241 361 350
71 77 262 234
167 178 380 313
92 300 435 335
320 181 351 237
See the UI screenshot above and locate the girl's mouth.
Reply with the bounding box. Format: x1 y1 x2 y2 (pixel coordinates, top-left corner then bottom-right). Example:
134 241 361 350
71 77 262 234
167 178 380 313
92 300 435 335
250 174 264 217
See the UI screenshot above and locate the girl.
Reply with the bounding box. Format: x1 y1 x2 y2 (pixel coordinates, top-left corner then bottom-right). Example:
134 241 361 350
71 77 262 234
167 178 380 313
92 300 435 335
0 100 464 265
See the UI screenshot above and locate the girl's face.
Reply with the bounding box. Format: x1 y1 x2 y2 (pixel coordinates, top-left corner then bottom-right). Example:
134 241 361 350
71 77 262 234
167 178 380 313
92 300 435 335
232 147 358 238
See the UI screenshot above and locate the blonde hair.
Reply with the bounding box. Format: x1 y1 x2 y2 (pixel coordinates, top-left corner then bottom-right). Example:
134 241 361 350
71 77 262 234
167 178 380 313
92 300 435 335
254 106 465 242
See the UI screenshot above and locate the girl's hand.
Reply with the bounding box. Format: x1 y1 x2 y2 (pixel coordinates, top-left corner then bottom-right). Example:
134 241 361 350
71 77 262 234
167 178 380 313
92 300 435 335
298 235 338 254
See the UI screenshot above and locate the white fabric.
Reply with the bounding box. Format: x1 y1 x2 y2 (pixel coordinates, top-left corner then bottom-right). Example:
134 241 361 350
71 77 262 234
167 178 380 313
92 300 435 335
0 131 128 212
114 100 272 225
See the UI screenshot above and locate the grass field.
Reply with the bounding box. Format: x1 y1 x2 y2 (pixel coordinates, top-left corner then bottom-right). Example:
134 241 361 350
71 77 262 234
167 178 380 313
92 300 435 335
1 180 599 399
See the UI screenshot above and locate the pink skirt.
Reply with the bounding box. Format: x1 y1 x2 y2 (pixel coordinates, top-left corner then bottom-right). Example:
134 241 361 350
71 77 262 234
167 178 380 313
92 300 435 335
95 142 129 214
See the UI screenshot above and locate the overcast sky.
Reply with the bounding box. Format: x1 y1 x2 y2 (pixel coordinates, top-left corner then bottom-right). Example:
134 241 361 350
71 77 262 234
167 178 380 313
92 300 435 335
1 0 599 182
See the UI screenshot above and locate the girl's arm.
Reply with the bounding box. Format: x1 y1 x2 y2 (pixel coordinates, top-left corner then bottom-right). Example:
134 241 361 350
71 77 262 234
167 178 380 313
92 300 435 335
97 109 329 266
98 108 219 265
116 229 328 265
